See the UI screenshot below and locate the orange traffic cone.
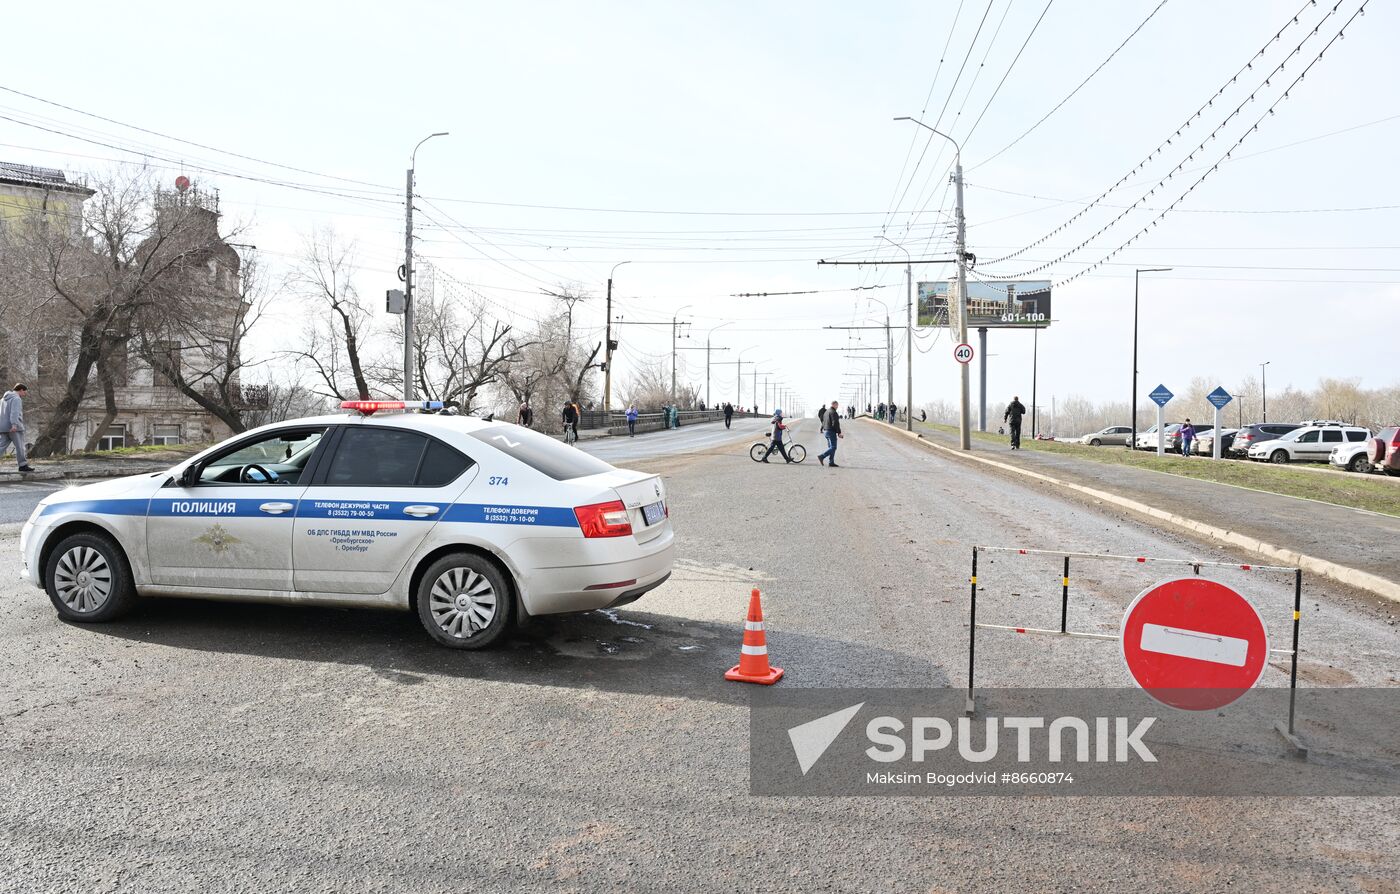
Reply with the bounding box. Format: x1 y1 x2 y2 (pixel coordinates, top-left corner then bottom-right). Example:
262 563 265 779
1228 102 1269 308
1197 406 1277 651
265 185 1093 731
725 588 784 685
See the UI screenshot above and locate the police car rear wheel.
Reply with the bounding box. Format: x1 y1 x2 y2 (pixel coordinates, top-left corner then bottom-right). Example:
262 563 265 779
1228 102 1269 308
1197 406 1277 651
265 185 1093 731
417 554 512 649
44 532 136 623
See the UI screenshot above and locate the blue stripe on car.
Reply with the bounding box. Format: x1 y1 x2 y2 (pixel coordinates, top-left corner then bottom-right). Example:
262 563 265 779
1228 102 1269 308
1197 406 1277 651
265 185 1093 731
40 497 580 527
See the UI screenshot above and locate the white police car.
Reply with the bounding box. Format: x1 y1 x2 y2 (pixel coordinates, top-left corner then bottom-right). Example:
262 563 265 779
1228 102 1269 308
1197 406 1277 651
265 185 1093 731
20 401 674 649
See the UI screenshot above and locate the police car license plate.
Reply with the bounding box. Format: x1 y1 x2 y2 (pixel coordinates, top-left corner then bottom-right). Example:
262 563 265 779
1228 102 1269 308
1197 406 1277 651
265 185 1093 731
642 500 665 526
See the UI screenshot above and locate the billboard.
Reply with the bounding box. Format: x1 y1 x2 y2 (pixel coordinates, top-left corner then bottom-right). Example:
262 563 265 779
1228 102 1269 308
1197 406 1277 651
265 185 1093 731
917 280 1052 329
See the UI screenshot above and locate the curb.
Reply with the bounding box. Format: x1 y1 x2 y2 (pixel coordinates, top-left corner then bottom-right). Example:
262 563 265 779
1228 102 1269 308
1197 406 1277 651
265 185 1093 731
0 464 170 484
881 423 1400 604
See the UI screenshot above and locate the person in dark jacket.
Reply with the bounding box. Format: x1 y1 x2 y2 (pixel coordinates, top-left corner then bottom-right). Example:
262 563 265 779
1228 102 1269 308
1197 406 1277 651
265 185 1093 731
818 400 843 467
1004 396 1027 449
722 402 733 429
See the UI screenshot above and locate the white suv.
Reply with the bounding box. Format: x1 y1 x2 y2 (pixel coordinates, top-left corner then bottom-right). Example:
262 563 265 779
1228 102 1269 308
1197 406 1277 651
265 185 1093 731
1247 422 1370 464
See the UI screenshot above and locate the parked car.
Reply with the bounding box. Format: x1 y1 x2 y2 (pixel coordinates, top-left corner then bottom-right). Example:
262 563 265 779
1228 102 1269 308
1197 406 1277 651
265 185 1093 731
1080 426 1133 447
1247 422 1371 464
1367 426 1400 476
1329 441 1375 473
1194 428 1238 457
1229 422 1304 457
1135 424 1187 451
1169 424 1215 455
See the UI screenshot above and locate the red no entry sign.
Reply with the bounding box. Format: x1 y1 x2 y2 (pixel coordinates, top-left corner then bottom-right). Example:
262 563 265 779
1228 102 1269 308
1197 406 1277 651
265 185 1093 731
1121 577 1269 710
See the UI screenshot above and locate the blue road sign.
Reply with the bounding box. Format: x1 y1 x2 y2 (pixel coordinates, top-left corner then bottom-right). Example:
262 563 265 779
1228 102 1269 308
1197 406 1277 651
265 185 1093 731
1207 386 1233 410
1149 384 1174 407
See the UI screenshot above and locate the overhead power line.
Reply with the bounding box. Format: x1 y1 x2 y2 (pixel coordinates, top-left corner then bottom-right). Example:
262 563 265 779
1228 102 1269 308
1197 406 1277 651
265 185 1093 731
969 0 1169 169
978 0 1373 295
981 0 1323 268
983 0 1360 281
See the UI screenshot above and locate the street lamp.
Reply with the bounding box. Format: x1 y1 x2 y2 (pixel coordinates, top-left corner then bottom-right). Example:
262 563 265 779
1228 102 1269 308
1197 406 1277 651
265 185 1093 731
1260 361 1271 422
706 321 732 409
603 260 631 412
866 294 896 419
671 304 692 404
403 131 449 400
1131 267 1172 449
737 345 757 409
895 116 969 449
879 235 915 431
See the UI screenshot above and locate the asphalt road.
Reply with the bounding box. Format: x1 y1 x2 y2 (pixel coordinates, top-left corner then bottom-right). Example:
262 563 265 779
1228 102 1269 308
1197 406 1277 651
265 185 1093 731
0 481 78 524
2 419 1396 893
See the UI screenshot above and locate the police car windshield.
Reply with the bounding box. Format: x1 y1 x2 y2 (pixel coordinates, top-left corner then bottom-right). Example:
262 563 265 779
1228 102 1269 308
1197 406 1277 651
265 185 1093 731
468 425 614 481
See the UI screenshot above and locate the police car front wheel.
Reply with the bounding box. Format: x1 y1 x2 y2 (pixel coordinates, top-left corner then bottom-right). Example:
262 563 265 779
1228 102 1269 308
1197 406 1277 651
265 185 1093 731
416 553 513 649
44 532 137 623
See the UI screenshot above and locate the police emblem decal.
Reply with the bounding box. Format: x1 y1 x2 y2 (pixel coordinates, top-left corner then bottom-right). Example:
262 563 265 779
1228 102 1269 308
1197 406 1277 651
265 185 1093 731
194 523 242 555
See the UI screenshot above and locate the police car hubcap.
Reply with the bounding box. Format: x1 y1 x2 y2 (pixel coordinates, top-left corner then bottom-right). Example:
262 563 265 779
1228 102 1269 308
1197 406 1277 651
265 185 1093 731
429 567 497 638
54 546 112 613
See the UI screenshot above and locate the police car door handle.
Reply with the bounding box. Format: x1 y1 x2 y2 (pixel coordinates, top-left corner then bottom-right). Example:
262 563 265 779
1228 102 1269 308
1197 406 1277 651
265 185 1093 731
403 505 440 518
259 502 295 515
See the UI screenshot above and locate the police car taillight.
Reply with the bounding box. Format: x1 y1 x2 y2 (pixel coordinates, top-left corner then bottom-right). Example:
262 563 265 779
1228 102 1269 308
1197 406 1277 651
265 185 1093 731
574 500 632 538
340 400 445 416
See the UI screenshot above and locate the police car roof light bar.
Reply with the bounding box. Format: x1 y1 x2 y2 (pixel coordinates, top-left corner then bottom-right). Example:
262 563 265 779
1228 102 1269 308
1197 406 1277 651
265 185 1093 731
340 400 445 416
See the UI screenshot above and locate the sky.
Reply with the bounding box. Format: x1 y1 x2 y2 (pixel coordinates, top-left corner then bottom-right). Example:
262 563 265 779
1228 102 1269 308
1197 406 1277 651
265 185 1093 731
3 0 1397 423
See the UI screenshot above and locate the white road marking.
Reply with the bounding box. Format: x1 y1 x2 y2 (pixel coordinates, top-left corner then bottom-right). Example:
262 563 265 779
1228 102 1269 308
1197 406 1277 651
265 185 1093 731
1139 623 1249 667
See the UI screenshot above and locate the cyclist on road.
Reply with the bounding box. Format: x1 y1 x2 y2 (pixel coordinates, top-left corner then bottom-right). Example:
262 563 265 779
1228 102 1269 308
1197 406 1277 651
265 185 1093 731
760 410 794 463
562 401 580 444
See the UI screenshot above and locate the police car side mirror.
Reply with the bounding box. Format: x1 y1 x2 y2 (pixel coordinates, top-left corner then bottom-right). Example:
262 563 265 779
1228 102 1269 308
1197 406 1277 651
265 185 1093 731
178 465 200 489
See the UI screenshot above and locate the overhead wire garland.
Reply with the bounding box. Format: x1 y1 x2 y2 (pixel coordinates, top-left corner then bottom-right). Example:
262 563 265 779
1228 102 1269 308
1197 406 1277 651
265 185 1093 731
977 0 1369 297
981 0 1328 269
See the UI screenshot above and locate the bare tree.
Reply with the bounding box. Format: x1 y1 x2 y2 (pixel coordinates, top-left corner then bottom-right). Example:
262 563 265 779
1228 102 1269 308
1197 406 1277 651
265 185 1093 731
0 168 237 457
287 228 374 401
135 248 272 433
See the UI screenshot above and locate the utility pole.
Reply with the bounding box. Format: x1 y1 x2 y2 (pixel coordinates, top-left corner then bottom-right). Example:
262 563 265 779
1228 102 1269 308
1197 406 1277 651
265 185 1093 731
613 316 682 406
670 306 692 405
1260 361 1270 421
905 258 913 430
1132 268 1173 448
676 343 725 408
1031 325 1040 439
404 132 448 400
704 322 733 408
894 116 969 448
715 357 754 409
603 261 631 413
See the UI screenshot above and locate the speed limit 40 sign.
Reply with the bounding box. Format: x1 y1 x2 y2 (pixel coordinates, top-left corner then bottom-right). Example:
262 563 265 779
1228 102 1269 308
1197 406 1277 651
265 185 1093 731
953 343 974 364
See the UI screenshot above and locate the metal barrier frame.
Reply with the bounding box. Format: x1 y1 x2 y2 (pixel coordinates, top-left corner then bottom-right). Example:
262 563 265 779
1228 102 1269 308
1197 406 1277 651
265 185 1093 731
966 545 1306 756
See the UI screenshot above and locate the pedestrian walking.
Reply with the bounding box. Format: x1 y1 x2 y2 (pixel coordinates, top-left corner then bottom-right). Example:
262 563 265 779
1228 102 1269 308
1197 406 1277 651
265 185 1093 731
1003 395 1027 449
760 410 794 463
723 402 733 429
0 384 33 472
920 409 926 422
888 403 898 424
516 401 533 428
818 400 843 467
626 404 639 436
1179 419 1196 457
